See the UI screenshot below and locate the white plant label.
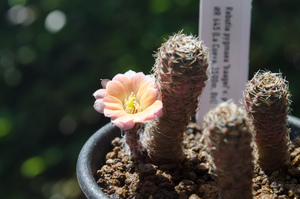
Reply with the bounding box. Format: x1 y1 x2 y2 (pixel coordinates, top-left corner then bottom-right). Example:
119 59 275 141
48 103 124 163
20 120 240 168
196 0 252 124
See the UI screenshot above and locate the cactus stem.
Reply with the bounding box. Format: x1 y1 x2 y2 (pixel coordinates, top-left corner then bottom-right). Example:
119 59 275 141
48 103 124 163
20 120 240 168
204 101 254 199
143 31 209 164
243 70 291 173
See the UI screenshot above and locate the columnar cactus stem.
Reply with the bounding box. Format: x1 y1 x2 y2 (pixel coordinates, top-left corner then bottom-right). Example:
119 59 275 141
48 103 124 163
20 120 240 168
143 32 209 164
203 101 254 199
243 70 291 173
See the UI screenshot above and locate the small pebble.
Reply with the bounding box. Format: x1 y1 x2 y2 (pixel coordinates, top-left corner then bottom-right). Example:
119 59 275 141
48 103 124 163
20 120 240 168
292 155 300 167
112 162 124 171
111 137 122 147
291 147 300 158
195 163 209 175
189 193 200 199
106 151 117 159
138 163 156 178
262 177 269 185
176 179 196 195
253 182 261 191
106 158 114 165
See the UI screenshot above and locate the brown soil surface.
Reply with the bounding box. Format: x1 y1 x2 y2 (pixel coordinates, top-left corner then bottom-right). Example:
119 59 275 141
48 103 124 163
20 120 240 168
96 123 300 199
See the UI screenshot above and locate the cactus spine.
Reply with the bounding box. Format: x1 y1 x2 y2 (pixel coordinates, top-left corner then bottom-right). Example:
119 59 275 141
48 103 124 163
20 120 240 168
243 70 291 173
143 32 209 164
204 101 254 199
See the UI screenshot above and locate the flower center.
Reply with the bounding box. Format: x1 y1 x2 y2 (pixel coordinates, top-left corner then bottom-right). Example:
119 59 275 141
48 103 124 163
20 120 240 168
124 92 141 114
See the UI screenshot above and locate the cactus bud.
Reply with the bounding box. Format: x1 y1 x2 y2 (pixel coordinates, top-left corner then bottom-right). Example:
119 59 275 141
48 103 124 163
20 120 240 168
143 31 209 164
204 101 254 199
243 70 291 173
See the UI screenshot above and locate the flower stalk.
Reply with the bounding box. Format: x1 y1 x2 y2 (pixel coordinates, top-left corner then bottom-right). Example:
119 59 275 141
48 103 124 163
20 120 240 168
124 124 148 161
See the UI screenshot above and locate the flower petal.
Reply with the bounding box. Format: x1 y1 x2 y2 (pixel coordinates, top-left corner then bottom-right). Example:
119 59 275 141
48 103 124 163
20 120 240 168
93 89 108 99
104 108 127 120
133 100 163 123
139 88 159 109
131 72 150 94
143 101 163 122
112 114 135 130
112 74 133 96
102 96 124 111
101 79 110 88
106 81 128 101
124 70 137 78
145 74 155 82
94 99 105 113
135 78 155 101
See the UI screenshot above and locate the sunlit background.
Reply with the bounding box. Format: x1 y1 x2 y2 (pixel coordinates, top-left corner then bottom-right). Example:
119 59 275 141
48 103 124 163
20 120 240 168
1 0 300 198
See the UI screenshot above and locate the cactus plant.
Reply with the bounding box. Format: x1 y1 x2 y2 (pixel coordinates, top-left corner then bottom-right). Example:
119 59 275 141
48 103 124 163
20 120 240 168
143 32 209 164
203 101 254 199
91 30 296 198
243 70 291 173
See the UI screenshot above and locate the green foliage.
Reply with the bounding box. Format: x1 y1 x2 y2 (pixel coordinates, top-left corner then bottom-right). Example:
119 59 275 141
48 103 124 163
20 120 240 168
0 0 300 198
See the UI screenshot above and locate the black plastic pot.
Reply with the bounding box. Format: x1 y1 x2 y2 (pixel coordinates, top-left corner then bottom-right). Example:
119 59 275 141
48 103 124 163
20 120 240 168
77 123 120 199
76 116 300 199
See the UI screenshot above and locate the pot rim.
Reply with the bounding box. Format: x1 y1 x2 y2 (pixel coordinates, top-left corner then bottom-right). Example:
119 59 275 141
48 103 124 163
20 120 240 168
76 123 120 199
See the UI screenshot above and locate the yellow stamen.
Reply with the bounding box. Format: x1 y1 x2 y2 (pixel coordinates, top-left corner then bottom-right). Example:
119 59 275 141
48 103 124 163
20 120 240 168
124 92 141 114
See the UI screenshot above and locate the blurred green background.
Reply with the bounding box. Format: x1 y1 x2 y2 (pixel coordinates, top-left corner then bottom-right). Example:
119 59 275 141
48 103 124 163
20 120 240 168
1 0 300 198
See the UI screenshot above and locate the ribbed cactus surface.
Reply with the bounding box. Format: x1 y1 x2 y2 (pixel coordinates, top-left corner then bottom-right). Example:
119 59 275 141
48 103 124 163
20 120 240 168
154 32 209 120
204 101 254 199
243 71 291 173
144 32 209 164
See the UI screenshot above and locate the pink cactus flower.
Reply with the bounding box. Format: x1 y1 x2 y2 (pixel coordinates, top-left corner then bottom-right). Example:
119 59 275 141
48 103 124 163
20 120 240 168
93 70 163 130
